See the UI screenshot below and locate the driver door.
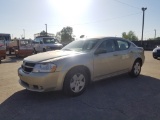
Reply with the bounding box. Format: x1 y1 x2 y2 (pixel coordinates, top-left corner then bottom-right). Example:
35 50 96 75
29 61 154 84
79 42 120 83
93 39 121 80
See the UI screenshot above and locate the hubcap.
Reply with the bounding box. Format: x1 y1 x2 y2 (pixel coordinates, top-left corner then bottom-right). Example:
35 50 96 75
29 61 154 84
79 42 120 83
134 62 141 75
70 73 85 93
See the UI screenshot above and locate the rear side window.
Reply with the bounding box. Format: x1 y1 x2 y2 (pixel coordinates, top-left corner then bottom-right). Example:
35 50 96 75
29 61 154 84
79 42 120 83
117 40 130 50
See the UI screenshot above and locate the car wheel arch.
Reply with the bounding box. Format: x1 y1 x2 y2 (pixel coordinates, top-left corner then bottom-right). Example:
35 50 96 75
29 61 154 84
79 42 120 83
63 65 91 86
62 65 91 96
134 58 142 66
129 58 142 77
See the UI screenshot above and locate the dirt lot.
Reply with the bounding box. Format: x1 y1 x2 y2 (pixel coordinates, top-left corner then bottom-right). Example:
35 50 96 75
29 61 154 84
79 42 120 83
0 51 160 120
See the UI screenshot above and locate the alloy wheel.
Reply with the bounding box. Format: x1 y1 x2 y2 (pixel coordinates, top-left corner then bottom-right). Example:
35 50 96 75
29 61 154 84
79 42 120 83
134 62 141 75
70 73 86 93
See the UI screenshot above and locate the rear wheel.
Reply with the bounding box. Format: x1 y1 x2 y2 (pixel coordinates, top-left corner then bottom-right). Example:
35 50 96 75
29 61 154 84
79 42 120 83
129 60 141 77
63 68 89 96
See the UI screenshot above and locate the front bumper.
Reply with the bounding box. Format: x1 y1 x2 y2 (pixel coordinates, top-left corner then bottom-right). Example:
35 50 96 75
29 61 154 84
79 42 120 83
18 68 63 92
153 52 160 58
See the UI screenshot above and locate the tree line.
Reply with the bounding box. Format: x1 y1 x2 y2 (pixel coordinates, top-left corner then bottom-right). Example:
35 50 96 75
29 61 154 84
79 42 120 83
39 27 159 43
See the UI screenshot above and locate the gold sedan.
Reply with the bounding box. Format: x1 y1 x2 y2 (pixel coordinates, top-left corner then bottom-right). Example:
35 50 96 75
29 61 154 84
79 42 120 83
18 37 145 96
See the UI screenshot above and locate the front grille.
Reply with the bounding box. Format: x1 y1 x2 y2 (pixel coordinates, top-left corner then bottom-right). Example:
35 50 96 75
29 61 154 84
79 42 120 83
25 62 35 67
22 61 35 73
157 50 160 53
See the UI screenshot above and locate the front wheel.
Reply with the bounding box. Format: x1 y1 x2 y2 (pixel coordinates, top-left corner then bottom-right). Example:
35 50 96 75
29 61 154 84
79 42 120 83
63 68 89 96
129 60 141 77
43 48 46 52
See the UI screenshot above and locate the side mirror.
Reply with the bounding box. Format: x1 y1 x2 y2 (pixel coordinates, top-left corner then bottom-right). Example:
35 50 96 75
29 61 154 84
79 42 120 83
94 48 106 55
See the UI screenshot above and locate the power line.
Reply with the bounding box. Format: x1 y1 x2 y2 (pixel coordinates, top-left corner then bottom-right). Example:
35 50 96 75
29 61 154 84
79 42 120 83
113 0 140 9
48 12 141 27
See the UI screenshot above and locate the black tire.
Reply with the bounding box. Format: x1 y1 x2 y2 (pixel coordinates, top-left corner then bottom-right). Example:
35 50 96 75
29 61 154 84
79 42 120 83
9 48 12 55
43 48 46 52
63 67 89 96
129 60 141 77
153 56 157 59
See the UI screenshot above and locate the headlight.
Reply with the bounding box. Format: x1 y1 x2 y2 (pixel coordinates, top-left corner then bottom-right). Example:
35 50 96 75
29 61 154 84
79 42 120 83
153 49 157 52
32 63 57 73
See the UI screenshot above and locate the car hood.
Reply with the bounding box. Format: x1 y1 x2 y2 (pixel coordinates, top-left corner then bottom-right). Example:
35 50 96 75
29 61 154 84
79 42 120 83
153 47 160 51
24 50 83 62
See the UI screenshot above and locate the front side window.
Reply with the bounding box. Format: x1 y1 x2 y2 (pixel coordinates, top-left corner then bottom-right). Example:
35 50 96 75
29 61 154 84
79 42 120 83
117 40 130 50
96 40 116 53
34 38 40 43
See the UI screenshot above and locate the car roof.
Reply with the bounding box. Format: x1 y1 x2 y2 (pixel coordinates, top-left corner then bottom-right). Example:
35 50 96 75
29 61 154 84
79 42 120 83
80 37 126 41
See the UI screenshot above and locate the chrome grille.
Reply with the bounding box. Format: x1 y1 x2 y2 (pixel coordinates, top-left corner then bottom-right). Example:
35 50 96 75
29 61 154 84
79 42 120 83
22 61 35 73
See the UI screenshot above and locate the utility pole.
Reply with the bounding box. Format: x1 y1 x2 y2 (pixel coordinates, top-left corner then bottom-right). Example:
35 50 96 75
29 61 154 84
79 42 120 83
45 24 47 34
23 29 25 39
154 29 156 39
141 7 147 45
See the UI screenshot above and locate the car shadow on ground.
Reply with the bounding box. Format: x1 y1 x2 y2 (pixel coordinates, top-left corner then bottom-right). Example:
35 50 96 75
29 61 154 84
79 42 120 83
1 75 160 120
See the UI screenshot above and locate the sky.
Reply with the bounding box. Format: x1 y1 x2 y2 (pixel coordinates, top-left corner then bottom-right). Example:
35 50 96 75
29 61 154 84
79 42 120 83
0 0 160 40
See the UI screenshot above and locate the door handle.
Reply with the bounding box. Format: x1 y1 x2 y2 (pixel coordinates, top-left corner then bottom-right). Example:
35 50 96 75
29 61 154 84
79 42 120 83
113 54 118 56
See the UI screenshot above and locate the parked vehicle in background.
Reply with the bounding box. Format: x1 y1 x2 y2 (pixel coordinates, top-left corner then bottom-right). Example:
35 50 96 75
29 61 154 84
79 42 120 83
153 46 160 59
14 39 33 57
33 33 63 53
0 33 11 51
0 39 6 63
18 37 145 96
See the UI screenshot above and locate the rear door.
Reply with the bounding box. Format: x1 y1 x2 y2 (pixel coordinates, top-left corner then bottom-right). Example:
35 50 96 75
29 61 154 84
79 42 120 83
114 39 132 71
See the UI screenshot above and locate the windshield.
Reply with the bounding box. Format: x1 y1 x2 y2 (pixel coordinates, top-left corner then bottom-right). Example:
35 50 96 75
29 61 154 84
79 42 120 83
0 35 11 41
0 37 5 46
62 39 99 52
43 38 57 44
0 40 5 46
